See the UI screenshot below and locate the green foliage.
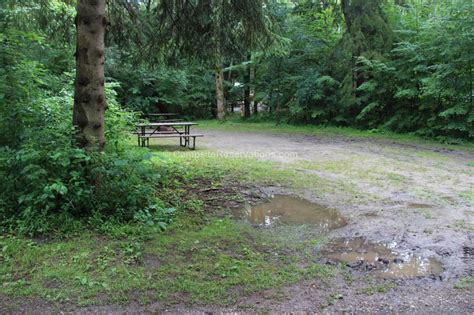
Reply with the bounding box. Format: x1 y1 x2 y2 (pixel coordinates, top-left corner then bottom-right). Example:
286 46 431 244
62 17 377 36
107 60 215 117
0 85 174 235
0 25 173 236
253 0 473 143
352 0 474 141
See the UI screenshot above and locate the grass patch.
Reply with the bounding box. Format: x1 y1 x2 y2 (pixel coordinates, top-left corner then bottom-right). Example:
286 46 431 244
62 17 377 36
454 277 474 290
0 160 334 308
451 219 474 232
153 150 322 189
359 283 396 295
295 159 407 186
152 150 372 204
414 208 435 220
0 218 333 307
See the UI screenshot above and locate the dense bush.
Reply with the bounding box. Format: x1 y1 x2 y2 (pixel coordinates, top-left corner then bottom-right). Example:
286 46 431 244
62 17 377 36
254 0 473 143
106 56 216 118
0 29 174 236
0 94 174 235
0 96 174 235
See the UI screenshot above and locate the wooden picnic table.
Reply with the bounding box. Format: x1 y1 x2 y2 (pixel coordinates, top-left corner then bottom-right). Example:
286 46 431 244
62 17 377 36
136 122 203 150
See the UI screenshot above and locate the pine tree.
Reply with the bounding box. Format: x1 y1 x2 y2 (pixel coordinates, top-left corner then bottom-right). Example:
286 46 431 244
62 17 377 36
73 0 107 150
339 0 396 119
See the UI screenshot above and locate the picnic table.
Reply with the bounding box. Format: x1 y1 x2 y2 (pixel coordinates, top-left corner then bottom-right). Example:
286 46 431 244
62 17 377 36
136 122 203 150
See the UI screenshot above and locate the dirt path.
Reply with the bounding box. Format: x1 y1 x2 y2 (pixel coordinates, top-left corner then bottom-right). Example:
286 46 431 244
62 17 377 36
197 130 474 313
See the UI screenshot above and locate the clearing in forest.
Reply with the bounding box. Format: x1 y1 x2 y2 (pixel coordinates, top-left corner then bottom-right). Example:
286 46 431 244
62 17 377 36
2 124 473 314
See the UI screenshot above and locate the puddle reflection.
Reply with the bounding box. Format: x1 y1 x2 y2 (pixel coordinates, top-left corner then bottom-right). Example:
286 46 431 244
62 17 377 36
322 237 443 279
237 195 347 231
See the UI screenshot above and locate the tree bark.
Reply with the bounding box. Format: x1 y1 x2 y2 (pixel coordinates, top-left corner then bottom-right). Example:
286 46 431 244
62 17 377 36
73 0 107 151
243 55 251 118
212 0 225 120
215 61 225 120
250 61 256 115
341 0 351 31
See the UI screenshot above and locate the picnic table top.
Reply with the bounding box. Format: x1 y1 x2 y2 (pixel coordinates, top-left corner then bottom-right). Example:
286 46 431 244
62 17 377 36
136 122 198 127
147 113 178 116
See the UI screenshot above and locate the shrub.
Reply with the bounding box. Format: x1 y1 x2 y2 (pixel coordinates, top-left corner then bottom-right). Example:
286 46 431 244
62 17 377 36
0 98 174 236
0 30 173 235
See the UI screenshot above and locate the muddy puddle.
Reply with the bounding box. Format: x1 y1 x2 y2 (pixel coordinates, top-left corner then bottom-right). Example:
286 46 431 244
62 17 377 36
321 237 443 279
235 195 442 280
235 195 347 230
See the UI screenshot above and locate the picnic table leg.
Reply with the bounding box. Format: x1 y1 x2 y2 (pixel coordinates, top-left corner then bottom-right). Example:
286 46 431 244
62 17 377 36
185 125 190 147
141 126 146 147
183 126 187 147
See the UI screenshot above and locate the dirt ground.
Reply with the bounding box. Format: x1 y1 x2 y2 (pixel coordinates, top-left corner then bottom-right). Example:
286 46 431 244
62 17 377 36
3 130 474 314
199 130 473 313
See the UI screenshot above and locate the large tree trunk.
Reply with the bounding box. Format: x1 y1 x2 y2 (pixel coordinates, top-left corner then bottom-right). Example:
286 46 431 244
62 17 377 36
73 0 107 150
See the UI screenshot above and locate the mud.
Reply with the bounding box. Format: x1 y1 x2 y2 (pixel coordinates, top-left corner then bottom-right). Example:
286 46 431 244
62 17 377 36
201 130 474 278
198 130 474 312
234 194 347 230
321 237 443 279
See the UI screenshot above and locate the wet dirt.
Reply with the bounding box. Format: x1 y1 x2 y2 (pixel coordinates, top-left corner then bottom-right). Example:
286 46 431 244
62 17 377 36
234 194 347 230
201 130 473 275
321 237 443 279
198 130 474 313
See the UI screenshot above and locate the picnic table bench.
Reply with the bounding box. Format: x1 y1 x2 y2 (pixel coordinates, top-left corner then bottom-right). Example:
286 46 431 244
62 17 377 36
136 122 203 150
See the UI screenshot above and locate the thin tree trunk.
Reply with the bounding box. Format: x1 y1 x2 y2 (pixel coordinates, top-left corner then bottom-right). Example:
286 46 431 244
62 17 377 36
469 60 472 107
226 59 233 82
243 55 251 118
215 60 225 120
73 0 107 150
212 0 225 120
341 0 351 31
352 55 358 92
251 61 256 115
275 94 281 125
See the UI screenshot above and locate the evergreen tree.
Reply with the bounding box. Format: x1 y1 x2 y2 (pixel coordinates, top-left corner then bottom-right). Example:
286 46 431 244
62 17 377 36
338 0 396 120
73 0 107 150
